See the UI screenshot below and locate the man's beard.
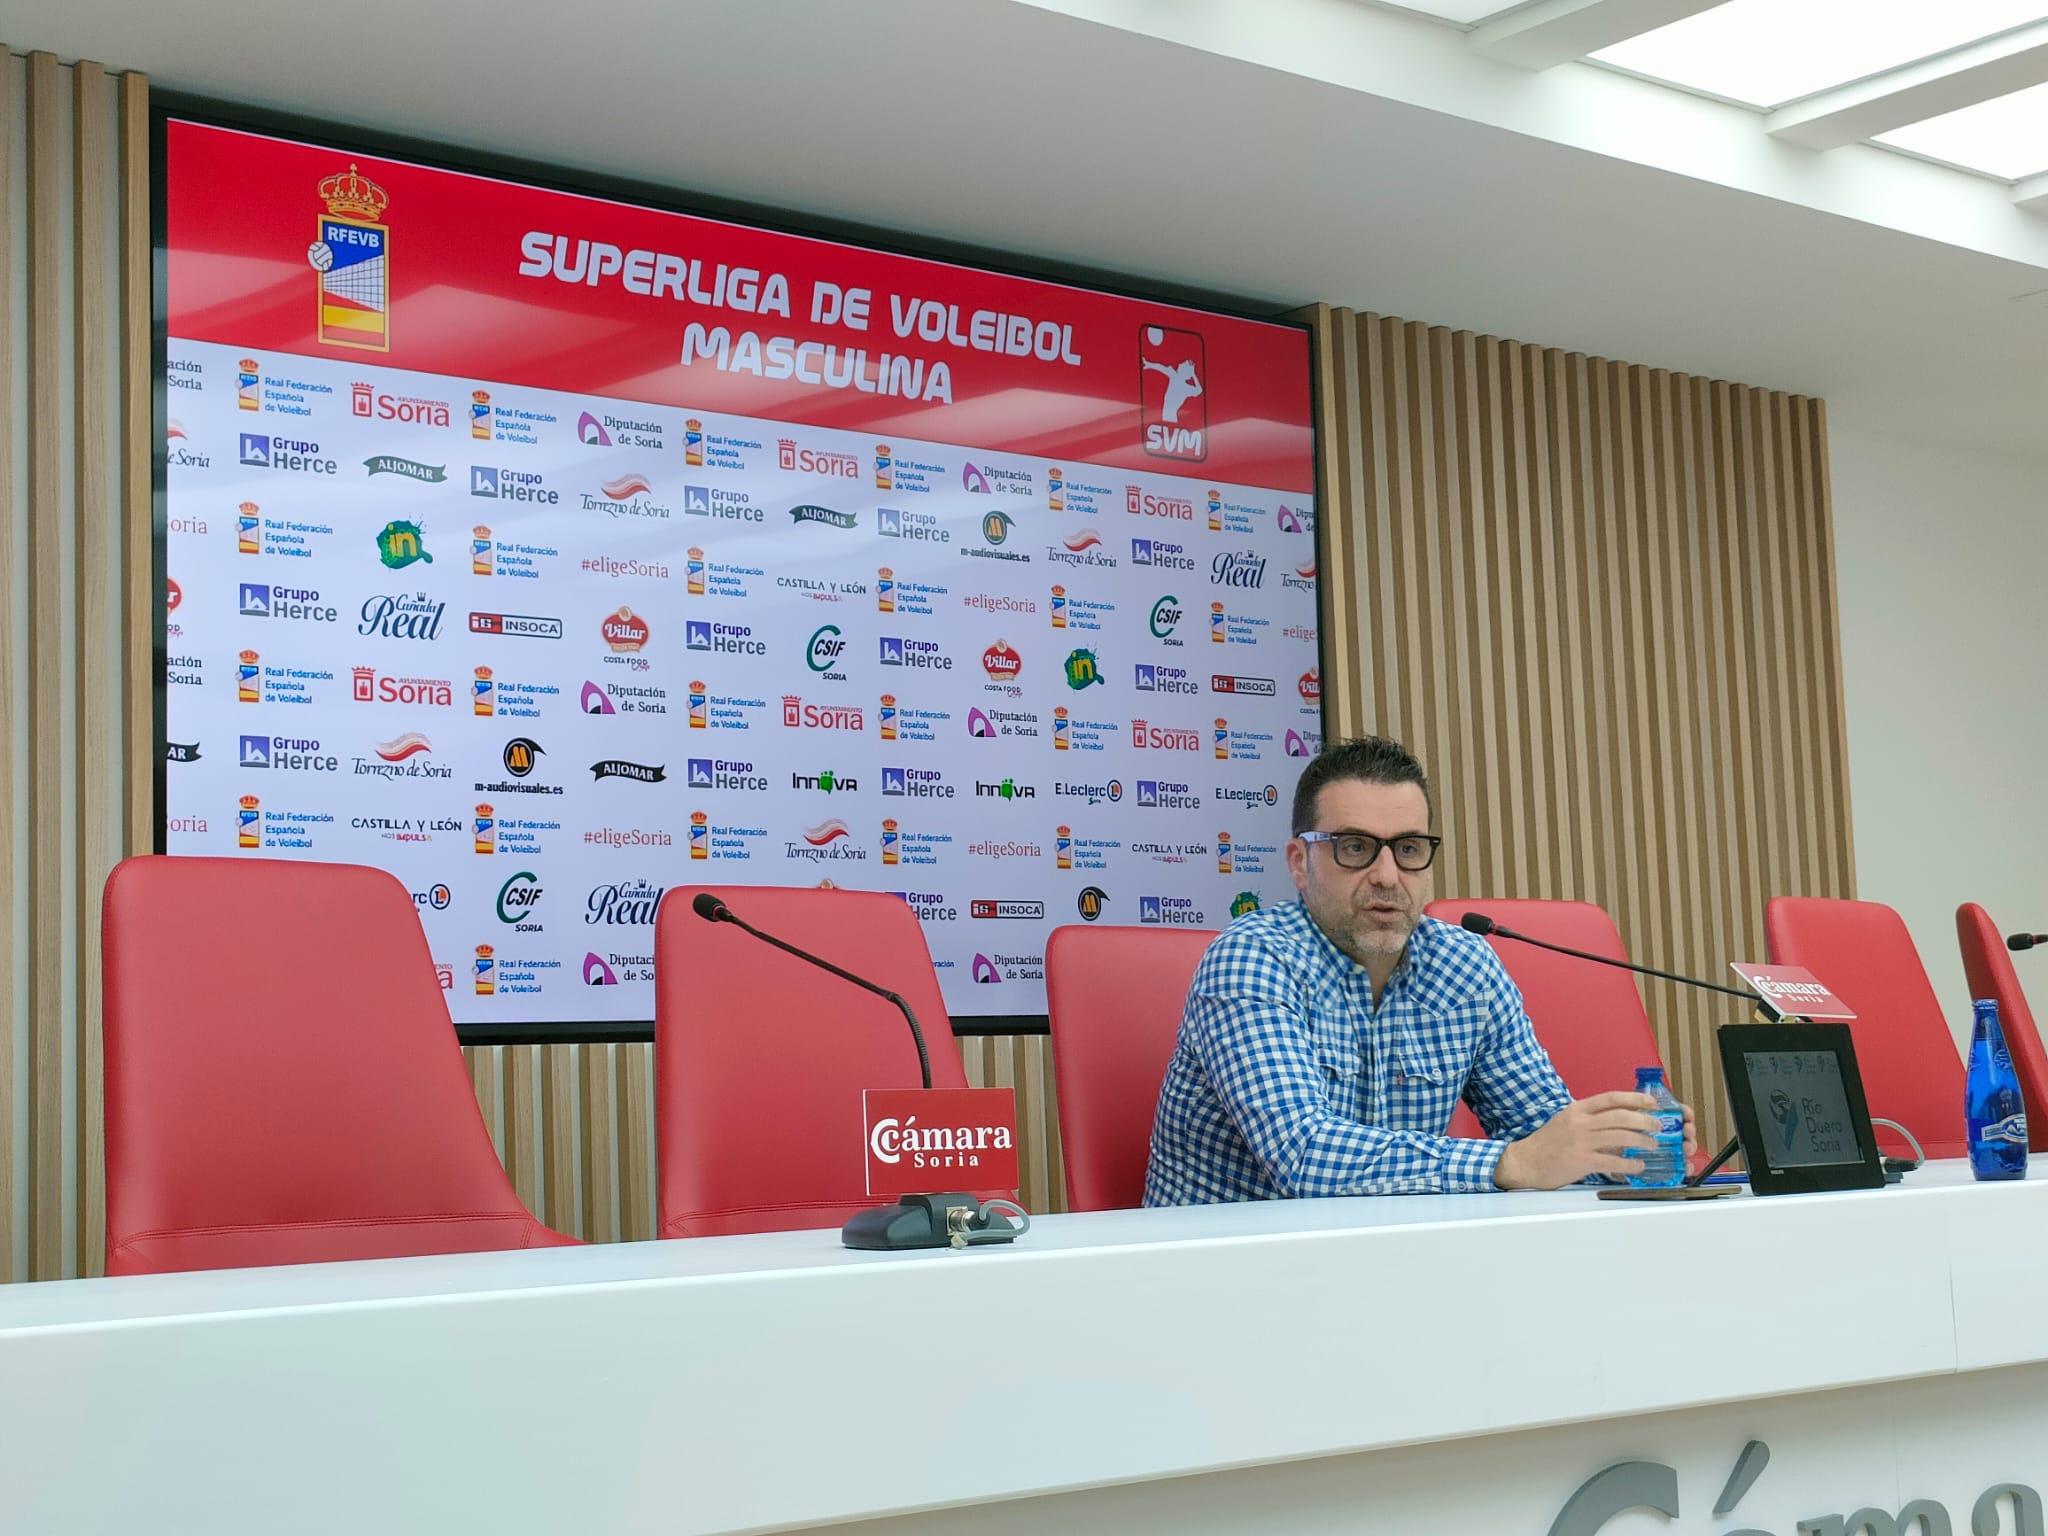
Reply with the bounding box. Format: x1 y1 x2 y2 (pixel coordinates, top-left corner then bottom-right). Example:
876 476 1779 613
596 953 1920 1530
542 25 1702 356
1310 884 1417 969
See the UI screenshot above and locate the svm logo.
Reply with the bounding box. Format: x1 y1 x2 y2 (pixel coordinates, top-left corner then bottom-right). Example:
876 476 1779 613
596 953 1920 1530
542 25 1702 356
310 162 390 351
1139 324 1206 462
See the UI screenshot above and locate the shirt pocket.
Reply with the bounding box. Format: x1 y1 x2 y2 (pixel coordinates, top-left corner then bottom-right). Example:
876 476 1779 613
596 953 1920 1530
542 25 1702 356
1389 1039 1472 1134
1311 1042 1366 1117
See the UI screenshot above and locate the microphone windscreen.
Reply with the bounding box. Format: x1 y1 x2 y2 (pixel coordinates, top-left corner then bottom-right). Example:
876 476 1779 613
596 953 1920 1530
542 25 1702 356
692 892 729 922
1459 911 1496 936
2009 933 2038 952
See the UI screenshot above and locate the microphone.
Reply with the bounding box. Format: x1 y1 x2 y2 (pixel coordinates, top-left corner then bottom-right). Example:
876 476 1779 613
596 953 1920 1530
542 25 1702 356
1456 911 1777 1013
691 890 930 1089
2007 933 2048 952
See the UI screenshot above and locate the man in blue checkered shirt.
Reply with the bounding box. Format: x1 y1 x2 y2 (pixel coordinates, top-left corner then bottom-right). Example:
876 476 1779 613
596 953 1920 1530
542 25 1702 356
1145 736 1694 1202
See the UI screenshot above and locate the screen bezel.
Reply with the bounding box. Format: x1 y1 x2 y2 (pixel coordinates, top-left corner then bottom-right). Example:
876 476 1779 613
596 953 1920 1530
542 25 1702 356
150 92 1329 1047
1715 1022 1886 1196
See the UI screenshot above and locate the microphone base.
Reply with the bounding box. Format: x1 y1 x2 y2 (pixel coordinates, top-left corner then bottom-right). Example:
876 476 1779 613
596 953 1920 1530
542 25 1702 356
841 1192 1021 1251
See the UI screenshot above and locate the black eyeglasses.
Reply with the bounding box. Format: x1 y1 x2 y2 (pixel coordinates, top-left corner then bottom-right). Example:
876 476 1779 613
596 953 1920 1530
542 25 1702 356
1297 830 1442 872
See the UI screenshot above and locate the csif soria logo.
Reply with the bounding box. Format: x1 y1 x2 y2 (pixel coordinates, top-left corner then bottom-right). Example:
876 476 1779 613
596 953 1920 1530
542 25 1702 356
309 162 390 351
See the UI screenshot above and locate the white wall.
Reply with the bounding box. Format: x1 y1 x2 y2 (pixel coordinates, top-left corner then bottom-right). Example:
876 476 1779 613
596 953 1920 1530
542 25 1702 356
1831 424 2048 1051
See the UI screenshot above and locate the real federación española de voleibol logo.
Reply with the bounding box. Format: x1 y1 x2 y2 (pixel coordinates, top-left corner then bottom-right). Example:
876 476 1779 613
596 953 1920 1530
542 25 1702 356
309 163 390 352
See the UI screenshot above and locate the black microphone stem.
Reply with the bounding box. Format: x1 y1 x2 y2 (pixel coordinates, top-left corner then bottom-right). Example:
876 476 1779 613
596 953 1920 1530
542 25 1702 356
720 911 933 1090
1486 925 1766 1006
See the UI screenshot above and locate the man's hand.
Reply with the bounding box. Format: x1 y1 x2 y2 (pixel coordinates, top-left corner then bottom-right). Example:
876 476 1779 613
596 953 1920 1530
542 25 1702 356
1493 1091 1675 1190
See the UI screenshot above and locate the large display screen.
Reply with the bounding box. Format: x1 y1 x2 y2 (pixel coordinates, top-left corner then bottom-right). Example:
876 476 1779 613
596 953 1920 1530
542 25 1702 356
159 113 1322 1031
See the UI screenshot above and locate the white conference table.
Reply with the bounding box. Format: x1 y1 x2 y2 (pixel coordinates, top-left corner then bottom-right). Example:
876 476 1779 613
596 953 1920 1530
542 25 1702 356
4 1160 2048 1535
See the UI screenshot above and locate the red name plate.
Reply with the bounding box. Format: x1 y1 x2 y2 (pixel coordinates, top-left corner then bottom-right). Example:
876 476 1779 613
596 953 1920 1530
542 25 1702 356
1729 963 1857 1020
863 1087 1019 1197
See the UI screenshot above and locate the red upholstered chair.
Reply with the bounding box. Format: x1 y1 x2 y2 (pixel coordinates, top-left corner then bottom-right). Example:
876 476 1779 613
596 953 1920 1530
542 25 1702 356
102 856 574 1275
1046 925 1217 1212
1424 900 1669 1139
1957 903 2048 1152
1765 897 1967 1160
655 885 994 1238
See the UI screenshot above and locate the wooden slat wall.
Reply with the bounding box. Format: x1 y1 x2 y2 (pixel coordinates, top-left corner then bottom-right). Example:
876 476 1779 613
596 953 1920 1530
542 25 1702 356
0 48 154 1282
1307 307 1855 1157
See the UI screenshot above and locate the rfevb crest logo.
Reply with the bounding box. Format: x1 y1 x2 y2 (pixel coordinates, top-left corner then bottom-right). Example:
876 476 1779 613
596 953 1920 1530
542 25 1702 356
309 162 390 351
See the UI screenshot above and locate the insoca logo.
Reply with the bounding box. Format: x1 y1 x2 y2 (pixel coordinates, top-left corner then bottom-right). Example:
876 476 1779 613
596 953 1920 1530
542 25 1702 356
1546 1441 2041 1536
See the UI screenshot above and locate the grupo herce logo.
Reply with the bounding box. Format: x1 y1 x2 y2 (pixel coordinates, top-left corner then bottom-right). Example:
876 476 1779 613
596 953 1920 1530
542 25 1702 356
1139 324 1206 461
308 162 390 351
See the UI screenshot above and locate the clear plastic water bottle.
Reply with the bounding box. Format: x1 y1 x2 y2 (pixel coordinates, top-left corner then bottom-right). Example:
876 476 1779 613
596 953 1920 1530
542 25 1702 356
1967 998 2029 1181
1625 1066 1687 1188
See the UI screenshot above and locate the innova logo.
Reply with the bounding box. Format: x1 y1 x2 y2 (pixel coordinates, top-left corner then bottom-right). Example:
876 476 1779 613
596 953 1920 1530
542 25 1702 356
1546 1441 2040 1536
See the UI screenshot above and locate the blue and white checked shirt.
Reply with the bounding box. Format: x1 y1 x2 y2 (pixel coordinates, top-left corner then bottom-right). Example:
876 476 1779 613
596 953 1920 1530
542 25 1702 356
1144 903 1573 1203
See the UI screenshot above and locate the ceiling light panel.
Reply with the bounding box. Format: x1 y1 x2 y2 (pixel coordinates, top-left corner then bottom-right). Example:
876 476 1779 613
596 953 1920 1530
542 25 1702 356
1875 78 2048 179
1593 0 2048 109
1370 1 1531 25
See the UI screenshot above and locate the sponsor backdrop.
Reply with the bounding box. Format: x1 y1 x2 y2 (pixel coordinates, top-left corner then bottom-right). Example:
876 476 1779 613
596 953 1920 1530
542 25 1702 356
161 116 1320 1025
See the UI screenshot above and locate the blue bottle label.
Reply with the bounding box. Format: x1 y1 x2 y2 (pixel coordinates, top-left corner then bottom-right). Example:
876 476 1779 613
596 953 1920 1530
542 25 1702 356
1980 1113 2029 1146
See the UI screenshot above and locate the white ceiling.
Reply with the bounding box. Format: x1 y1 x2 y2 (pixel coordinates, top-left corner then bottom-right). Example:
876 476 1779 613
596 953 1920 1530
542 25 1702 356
7 0 2048 465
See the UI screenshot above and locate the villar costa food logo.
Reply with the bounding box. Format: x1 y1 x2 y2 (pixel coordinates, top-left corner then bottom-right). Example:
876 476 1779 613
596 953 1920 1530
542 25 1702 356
1139 324 1206 462
307 163 390 352
603 607 649 652
983 641 1022 683
863 1088 1019 1198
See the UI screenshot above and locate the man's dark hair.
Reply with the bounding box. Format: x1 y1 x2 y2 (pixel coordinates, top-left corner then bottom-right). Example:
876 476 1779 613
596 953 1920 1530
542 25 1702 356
1290 735 1433 835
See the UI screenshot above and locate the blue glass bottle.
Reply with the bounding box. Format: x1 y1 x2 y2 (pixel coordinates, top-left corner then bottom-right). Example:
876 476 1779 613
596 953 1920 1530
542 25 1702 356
1625 1066 1686 1188
1966 998 2029 1181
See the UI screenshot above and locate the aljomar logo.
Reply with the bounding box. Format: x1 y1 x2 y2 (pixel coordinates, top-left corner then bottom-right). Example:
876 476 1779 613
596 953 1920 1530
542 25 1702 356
1549 1442 2041 1536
